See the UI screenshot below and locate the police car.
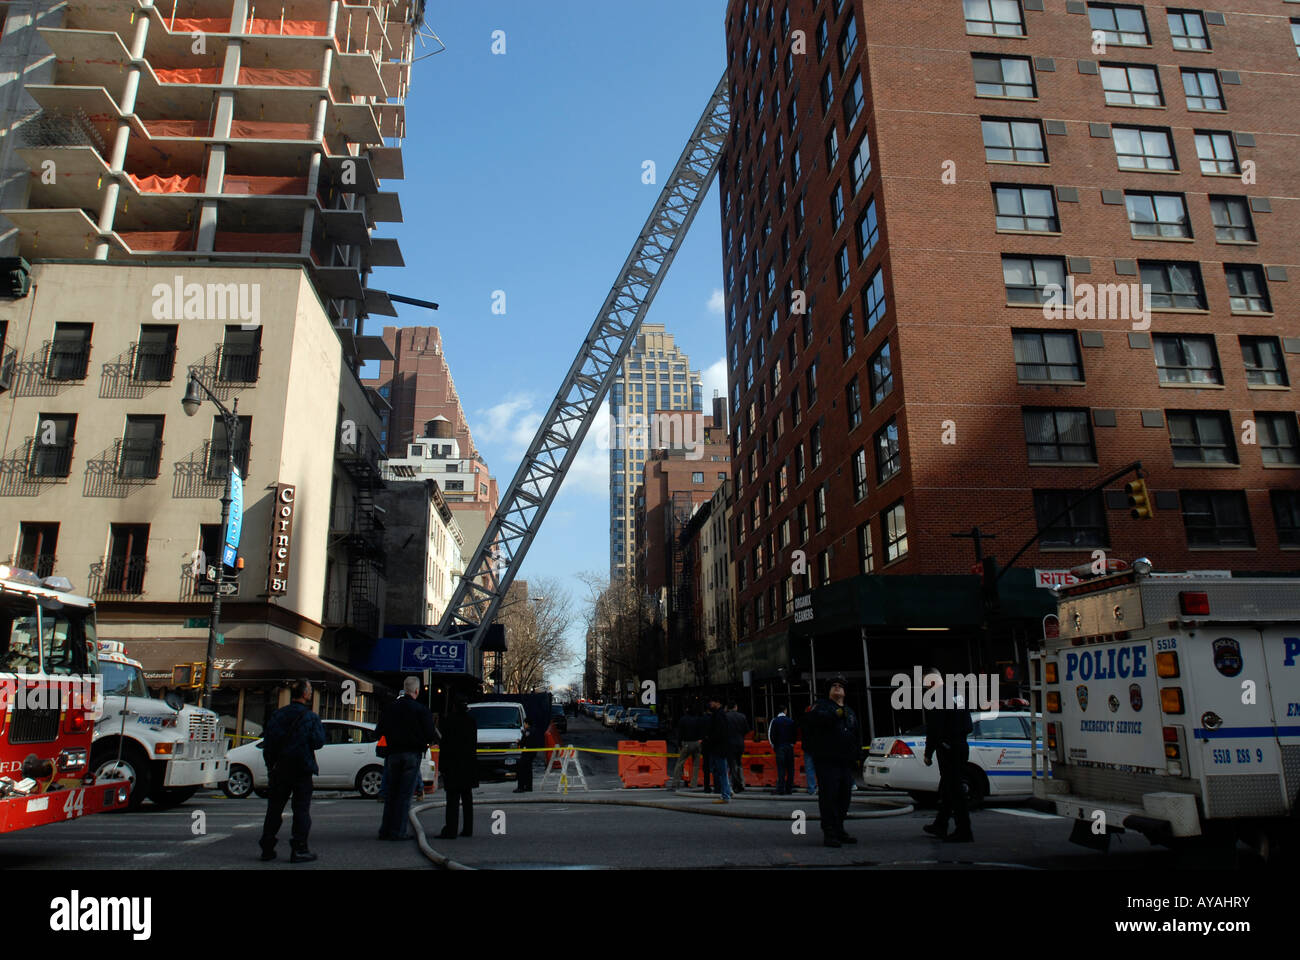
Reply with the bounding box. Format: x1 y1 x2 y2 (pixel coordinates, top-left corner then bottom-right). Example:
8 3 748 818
863 710 1038 806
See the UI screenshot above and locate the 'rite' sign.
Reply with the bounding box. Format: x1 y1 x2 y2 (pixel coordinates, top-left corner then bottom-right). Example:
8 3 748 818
267 483 296 595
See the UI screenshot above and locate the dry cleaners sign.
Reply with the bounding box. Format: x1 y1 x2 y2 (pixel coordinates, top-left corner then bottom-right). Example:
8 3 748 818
267 483 296 595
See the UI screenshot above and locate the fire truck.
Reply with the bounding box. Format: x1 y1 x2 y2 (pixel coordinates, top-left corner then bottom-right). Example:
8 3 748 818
91 641 227 811
1031 561 1300 861
0 565 129 833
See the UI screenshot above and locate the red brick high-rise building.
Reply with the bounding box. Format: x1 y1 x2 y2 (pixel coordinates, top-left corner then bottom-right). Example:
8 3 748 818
713 0 1299 726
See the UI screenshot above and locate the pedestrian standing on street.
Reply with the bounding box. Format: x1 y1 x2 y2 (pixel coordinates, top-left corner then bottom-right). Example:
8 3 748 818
669 703 705 791
799 704 819 795
768 705 796 794
705 696 733 804
375 676 438 841
805 676 861 848
726 701 748 793
258 679 326 863
437 694 479 839
514 718 534 793
923 667 974 843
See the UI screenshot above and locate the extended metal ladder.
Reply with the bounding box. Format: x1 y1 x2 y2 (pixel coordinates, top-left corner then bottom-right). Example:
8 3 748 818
432 74 731 660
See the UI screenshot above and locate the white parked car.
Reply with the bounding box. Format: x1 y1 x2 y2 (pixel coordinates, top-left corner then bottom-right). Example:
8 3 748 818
222 719 432 799
862 711 1038 806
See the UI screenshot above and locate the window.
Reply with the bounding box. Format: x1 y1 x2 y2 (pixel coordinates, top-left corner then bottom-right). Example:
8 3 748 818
1272 491 1300 547
973 55 1036 99
1100 63 1163 106
1181 490 1253 547
1209 196 1255 243
1023 408 1096 463
849 134 872 194
1224 265 1271 314
846 376 863 430
28 413 76 478
835 244 850 294
826 126 840 169
1294 18 1300 58
820 68 835 114
1033 489 1109 548
794 194 805 235
1088 4 1149 45
1014 330 1084 382
1003 255 1067 304
857 521 874 573
1240 337 1288 387
811 419 824 467
964 0 1025 37
1112 126 1176 170
1182 69 1223 111
1252 410 1297 469
852 447 868 501
46 323 92 381
1194 130 1238 174
1168 10 1209 50
840 310 856 360
844 71 864 130
104 524 149 594
119 415 164 480
830 186 845 230
883 500 908 561
818 549 831 586
816 16 829 59
795 441 806 484
862 268 887 331
1154 334 1221 384
1141 260 1206 310
17 522 58 577
815 484 828 531
875 418 901 483
837 17 858 71
982 118 1047 163
807 362 818 405
207 414 252 480
1168 410 1236 464
1125 192 1191 238
134 325 177 382
993 184 1058 232
798 502 810 542
218 327 261 383
791 386 803 427
869 342 893 406
856 198 879 259
692 471 705 483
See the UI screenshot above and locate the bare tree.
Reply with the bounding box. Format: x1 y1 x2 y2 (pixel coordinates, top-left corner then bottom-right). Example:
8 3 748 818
578 572 646 700
494 578 574 693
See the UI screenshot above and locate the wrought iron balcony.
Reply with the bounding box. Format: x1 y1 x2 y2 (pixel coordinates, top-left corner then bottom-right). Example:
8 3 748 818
43 340 92 381
336 423 386 485
88 556 148 598
117 437 164 480
17 553 56 578
205 439 252 482
26 437 75 479
131 341 178 383
217 343 261 384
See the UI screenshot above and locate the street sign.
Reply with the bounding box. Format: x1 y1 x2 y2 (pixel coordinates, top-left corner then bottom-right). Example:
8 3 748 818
223 467 243 567
185 617 210 629
218 582 238 596
196 581 217 595
399 638 467 673
216 633 224 646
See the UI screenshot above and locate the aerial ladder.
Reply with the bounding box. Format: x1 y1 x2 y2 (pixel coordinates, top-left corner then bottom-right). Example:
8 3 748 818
432 74 730 665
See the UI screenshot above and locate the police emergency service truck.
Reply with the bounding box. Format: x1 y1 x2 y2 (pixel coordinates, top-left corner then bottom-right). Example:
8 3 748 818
1031 563 1299 860
90 641 228 811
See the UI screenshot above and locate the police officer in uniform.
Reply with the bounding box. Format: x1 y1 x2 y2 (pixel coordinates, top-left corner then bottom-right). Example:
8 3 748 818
805 676 861 848
923 667 974 843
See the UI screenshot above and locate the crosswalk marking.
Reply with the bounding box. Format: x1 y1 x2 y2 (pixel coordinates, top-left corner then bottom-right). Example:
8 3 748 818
985 807 1061 820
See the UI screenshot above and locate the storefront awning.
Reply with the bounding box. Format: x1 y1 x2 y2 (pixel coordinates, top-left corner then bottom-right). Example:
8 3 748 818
127 638 374 693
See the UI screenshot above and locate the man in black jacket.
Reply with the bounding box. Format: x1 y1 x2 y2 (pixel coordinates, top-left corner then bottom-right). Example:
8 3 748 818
375 676 438 841
923 668 974 843
805 676 861 848
259 679 326 863
437 695 479 839
669 704 704 791
768 706 796 795
705 696 733 803
725 702 748 793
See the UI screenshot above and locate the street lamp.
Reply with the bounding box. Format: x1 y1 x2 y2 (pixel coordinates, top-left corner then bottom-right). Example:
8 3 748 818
180 371 240 711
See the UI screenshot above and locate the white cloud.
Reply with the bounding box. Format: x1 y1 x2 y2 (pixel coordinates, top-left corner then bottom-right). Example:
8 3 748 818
701 356 728 409
706 289 725 315
477 394 534 446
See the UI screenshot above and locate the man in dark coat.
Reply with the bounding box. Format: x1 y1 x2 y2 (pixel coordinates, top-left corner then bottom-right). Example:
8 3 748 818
725 702 748 792
669 704 705 791
258 679 326 862
437 694 479 839
375 676 438 841
704 696 733 802
805 676 861 848
768 706 796 794
923 668 974 843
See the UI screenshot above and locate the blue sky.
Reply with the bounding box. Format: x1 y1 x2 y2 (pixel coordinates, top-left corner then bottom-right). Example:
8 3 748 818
375 1 731 683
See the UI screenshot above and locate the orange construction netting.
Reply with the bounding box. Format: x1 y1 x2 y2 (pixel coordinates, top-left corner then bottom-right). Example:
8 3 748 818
246 18 328 36
129 173 204 193
169 17 233 33
142 119 212 137
229 120 313 140
118 230 194 252
215 232 300 253
223 175 308 195
239 67 320 86
154 66 221 84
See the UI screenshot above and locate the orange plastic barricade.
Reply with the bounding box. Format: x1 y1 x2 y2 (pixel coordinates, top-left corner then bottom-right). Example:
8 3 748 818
676 753 698 787
743 740 777 788
793 745 807 790
616 740 638 781
619 739 669 788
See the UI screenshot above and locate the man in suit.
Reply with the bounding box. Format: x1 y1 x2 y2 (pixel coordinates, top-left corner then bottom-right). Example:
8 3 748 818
375 676 438 841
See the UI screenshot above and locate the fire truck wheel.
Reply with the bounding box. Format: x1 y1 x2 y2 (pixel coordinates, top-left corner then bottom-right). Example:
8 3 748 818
961 765 988 809
357 765 385 799
149 785 199 808
90 741 151 812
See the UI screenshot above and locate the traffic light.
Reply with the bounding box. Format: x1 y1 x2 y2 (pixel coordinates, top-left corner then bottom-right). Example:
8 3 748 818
1125 478 1152 519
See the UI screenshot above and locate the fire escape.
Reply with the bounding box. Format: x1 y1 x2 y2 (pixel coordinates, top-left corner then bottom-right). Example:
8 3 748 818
330 423 387 639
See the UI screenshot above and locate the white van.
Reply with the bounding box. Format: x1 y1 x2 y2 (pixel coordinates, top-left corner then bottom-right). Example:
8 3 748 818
466 701 527 777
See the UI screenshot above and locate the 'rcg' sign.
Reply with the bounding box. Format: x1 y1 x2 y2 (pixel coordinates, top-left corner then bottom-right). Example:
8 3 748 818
401 639 467 674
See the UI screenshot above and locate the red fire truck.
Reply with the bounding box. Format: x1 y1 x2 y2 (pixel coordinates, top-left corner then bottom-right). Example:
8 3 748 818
0 565 129 832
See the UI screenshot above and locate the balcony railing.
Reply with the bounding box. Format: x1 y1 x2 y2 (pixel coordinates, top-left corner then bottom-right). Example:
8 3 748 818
17 554 56 578
89 557 148 598
132 342 178 382
0 346 15 393
43 340 92 381
336 423 385 484
217 343 261 383
117 437 165 480
205 439 252 482
26 437 75 479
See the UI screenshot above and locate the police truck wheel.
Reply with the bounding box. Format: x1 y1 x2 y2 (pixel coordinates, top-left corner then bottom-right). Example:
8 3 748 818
90 741 151 812
221 764 254 799
357 766 384 799
961 765 987 808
